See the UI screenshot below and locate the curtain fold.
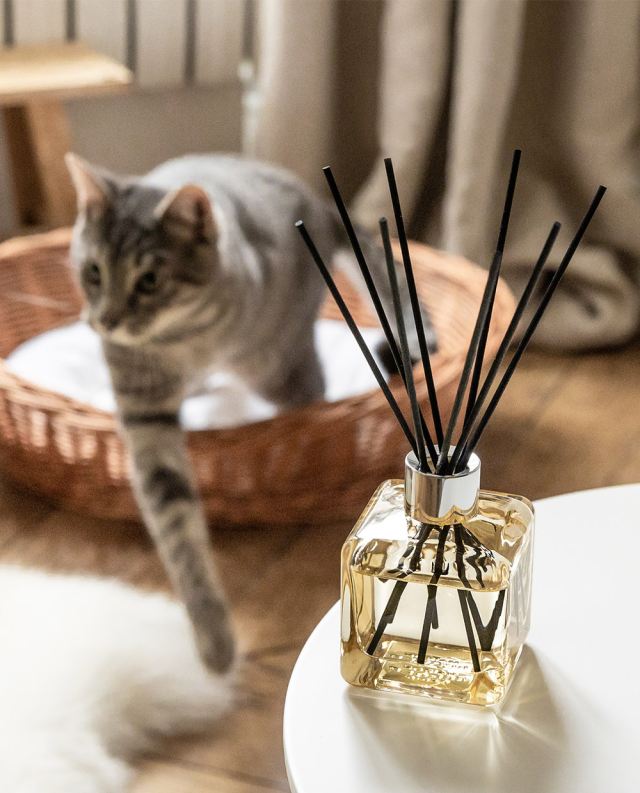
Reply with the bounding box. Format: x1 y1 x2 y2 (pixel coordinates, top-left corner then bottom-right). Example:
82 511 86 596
254 0 337 187
353 0 452 228
254 0 640 350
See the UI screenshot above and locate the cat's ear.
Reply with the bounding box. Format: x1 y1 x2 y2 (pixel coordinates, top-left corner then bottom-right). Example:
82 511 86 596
154 185 217 244
65 153 110 215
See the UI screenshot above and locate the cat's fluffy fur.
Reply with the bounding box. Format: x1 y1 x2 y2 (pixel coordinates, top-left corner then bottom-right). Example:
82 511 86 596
0 565 233 792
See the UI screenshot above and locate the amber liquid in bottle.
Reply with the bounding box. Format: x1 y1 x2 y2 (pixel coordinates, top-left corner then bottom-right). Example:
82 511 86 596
340 457 534 707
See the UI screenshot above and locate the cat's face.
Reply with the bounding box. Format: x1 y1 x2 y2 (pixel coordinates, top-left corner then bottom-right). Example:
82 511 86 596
66 154 218 346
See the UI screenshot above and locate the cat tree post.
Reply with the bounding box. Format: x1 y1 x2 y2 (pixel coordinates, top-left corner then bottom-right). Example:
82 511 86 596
0 42 132 230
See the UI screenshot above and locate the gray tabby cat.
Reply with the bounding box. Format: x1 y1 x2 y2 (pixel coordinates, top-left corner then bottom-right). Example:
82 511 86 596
65 153 434 673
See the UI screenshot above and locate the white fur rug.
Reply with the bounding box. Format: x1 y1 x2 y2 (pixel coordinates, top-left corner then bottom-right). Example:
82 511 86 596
0 565 233 792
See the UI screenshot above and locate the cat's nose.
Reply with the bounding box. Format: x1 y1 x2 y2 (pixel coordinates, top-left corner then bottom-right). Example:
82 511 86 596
96 311 120 332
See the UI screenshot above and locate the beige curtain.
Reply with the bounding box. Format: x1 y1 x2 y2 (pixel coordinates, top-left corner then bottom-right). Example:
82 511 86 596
254 0 640 350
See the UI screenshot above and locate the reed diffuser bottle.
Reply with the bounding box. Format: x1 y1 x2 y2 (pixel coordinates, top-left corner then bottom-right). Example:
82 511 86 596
298 150 605 706
340 451 534 706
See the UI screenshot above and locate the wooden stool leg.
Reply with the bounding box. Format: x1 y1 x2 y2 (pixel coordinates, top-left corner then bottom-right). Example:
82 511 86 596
23 101 77 228
3 100 77 229
3 105 42 227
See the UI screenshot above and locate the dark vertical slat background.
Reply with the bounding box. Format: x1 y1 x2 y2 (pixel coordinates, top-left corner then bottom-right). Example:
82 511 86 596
125 0 137 73
0 0 247 87
184 0 197 84
65 0 76 42
3 0 14 47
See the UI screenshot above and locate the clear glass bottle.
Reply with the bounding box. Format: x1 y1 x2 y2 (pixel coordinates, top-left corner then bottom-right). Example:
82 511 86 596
340 450 534 706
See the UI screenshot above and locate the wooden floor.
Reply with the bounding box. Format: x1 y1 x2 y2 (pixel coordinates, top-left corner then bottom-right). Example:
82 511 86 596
0 343 638 792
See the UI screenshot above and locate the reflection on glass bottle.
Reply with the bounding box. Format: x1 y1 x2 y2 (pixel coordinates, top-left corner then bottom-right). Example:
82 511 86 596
341 450 534 706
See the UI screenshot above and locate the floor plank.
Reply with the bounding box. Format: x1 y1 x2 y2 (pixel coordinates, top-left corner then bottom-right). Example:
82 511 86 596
479 345 640 498
1 345 639 791
132 760 286 793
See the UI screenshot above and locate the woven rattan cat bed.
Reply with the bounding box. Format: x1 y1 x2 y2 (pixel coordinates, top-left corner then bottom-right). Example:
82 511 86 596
0 228 514 526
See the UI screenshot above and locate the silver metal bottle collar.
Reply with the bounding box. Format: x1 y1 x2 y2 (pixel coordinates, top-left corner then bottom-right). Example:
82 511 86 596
404 448 481 523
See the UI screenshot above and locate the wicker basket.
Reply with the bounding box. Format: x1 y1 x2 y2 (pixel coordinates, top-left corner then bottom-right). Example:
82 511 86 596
0 228 514 526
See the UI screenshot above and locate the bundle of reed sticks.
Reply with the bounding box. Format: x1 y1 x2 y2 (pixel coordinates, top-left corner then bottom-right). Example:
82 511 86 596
297 150 605 473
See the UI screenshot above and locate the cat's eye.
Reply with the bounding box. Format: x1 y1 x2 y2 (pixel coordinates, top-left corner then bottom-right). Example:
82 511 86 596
85 263 101 287
136 271 158 295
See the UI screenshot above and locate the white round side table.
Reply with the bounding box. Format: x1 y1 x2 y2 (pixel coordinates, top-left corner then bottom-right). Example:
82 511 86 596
284 485 640 793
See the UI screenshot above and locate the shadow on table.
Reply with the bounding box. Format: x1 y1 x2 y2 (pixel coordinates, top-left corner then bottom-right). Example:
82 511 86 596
345 646 567 793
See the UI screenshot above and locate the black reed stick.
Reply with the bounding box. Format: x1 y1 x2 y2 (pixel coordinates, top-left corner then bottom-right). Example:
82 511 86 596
457 591 481 673
366 580 407 655
464 150 521 427
384 157 444 448
295 220 418 454
417 526 449 663
325 164 441 455
435 245 505 474
380 218 435 470
436 151 522 474
455 185 607 468
322 167 405 377
417 585 438 664
466 589 506 651
367 524 434 656
449 220 562 472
